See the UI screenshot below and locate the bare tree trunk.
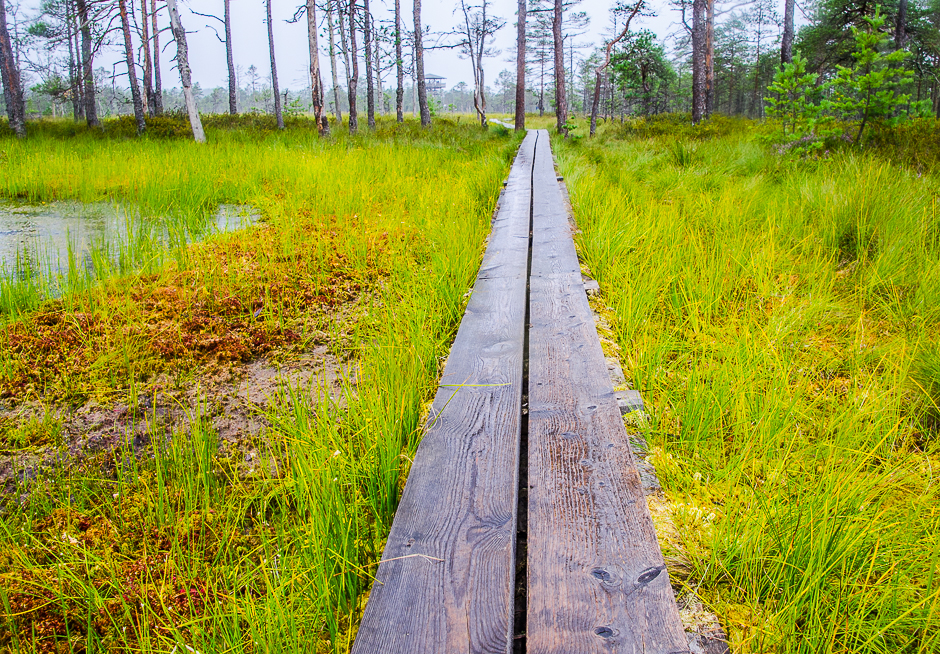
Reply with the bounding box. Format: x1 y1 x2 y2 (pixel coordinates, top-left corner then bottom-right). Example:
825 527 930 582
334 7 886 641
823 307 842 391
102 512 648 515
691 0 706 123
141 0 154 115
225 0 237 113
589 1 642 136
66 1 81 120
326 0 343 124
395 0 403 122
781 0 794 64
307 0 328 134
119 0 146 134
705 0 714 116
151 0 163 114
514 0 526 130
75 0 98 127
552 0 567 136
348 0 359 133
414 0 430 127
895 0 908 50
266 0 284 129
166 0 205 142
374 21 384 114
0 0 24 137
364 0 375 128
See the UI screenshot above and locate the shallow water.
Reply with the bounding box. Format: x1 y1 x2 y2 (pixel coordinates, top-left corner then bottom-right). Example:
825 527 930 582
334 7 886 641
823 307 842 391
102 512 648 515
0 200 257 281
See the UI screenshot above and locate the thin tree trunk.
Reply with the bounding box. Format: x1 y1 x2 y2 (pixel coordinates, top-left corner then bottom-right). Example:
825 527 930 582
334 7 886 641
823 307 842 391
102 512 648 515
66 1 80 120
514 0 526 130
119 0 146 134
374 21 384 114
781 0 795 64
395 0 403 122
166 0 205 142
552 0 567 135
225 0 237 113
327 0 343 123
75 0 98 127
364 0 375 128
414 0 430 127
0 0 25 137
307 0 328 134
705 0 714 116
141 0 154 115
151 0 163 114
895 0 908 50
338 0 351 88
348 0 359 133
589 1 642 136
266 0 284 129
691 0 706 123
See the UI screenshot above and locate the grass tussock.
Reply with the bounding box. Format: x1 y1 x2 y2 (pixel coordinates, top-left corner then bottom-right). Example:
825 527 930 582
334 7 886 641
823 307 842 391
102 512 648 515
555 118 940 653
0 118 519 652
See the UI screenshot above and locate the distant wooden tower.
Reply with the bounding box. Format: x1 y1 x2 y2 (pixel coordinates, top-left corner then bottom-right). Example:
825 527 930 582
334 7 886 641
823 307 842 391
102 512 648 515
425 74 446 98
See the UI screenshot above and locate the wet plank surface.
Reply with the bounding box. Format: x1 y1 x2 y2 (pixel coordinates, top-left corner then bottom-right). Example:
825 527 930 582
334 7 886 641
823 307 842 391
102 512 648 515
350 132 536 654
525 130 689 654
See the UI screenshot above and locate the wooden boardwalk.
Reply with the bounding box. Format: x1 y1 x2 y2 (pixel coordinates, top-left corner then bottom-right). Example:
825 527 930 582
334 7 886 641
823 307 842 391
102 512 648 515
352 131 688 654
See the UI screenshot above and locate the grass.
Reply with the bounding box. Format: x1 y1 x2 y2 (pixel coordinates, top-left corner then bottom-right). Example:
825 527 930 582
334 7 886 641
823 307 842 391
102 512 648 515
554 116 940 653
0 115 519 652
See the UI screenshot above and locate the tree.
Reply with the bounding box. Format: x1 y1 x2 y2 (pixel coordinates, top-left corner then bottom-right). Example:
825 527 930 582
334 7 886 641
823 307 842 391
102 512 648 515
364 0 375 128
414 0 430 126
225 0 236 113
0 0 25 137
552 0 567 134
590 0 645 136
325 0 343 124
457 0 504 128
515 0 526 129
266 0 284 129
151 0 163 115
306 0 328 133
612 29 674 116
118 0 145 134
395 0 404 121
140 0 155 115
691 0 706 122
782 0 795 64
166 0 205 142
74 0 97 126
348 0 360 133
764 52 820 137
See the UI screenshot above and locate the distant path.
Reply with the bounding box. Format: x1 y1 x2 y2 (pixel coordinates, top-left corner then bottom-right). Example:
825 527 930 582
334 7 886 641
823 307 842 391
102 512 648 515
351 131 689 654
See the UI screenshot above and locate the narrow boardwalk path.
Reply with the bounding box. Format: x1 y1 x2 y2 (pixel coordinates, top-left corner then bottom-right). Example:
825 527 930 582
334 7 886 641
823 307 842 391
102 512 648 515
352 131 687 654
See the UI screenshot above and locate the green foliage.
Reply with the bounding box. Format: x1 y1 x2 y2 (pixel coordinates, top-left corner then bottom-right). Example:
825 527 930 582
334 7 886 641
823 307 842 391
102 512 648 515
764 54 821 140
827 7 913 143
611 30 676 116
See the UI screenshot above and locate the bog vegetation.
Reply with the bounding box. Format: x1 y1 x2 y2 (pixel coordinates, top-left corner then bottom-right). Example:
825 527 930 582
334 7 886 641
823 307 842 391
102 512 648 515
0 117 516 652
555 114 940 652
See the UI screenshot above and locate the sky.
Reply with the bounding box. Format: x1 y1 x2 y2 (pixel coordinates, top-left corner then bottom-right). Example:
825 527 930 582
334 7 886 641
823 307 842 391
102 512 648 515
118 0 681 92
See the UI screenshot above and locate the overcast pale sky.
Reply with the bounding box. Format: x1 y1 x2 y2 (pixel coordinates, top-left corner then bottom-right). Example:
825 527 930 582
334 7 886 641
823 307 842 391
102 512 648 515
143 0 679 92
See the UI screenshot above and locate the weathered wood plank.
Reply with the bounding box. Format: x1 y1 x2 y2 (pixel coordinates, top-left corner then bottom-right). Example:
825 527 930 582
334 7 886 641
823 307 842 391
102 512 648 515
351 131 537 654
526 131 688 654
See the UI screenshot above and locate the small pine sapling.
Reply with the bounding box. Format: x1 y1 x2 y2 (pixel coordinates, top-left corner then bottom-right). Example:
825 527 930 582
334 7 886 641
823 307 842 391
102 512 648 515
765 53 821 141
827 6 912 144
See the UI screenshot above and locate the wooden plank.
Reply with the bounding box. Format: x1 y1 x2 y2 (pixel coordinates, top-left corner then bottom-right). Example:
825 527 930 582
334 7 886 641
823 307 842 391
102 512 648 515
351 131 537 654
526 131 689 654
529 131 580 278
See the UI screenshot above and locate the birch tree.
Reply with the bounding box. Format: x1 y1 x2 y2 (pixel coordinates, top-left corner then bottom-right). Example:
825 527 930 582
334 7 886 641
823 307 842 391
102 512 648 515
166 0 205 142
118 0 145 133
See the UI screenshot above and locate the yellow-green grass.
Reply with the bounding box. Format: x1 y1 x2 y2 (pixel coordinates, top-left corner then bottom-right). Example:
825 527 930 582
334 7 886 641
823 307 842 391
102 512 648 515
555 118 940 653
0 117 519 652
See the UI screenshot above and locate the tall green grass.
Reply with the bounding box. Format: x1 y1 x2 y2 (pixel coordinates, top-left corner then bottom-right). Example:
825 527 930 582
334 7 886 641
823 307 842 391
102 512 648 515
0 118 518 651
555 120 940 653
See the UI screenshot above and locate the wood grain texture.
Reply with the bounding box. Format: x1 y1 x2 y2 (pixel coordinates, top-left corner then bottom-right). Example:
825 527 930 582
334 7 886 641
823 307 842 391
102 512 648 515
351 131 537 654
526 131 689 654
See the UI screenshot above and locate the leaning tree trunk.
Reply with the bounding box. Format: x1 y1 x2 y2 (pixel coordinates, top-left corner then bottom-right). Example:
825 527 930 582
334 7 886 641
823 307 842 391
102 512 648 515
395 0 403 122
151 0 163 114
75 0 99 127
141 0 154 115
364 0 375 128
0 0 25 137
781 0 795 64
166 0 205 142
691 0 707 123
414 0 430 127
307 0 328 134
119 0 146 134
514 0 526 130
348 0 359 134
225 0 237 114
552 0 567 136
326 0 343 124
266 0 284 129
